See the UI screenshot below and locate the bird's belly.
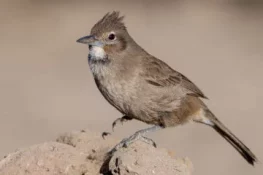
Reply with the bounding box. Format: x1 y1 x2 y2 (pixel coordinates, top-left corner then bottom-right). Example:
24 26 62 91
95 78 170 123
90 64 184 125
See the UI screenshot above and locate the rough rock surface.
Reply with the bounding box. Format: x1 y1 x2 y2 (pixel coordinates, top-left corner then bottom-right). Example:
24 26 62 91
0 129 193 175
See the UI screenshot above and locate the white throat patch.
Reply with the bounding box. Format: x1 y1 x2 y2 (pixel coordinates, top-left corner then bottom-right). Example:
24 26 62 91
89 46 106 59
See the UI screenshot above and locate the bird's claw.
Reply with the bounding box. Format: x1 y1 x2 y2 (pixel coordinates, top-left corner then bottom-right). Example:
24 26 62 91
112 118 124 131
142 136 157 148
102 132 111 139
112 115 132 132
112 119 119 132
109 131 157 154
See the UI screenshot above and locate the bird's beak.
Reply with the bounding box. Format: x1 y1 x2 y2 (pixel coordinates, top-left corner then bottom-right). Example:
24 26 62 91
76 35 96 44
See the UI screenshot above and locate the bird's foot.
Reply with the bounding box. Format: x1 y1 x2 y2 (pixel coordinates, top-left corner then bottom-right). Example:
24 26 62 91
101 115 132 139
110 132 156 154
119 131 157 148
112 115 132 131
109 126 161 154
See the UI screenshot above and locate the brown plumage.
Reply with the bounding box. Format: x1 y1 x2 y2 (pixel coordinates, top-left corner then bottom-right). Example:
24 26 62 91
77 11 258 165
91 12 126 35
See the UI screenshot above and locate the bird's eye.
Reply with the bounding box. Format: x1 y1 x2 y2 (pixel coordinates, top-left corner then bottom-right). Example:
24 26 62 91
108 33 115 40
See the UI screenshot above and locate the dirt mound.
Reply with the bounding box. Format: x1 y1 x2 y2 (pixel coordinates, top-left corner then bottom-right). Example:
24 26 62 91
0 130 193 175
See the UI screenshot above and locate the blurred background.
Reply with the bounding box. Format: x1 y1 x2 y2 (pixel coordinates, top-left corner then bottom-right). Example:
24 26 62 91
0 0 262 174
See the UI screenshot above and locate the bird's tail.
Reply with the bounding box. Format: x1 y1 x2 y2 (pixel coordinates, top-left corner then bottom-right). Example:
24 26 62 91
201 109 258 165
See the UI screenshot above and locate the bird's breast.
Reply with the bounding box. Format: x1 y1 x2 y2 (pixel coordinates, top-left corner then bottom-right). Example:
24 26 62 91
89 62 136 114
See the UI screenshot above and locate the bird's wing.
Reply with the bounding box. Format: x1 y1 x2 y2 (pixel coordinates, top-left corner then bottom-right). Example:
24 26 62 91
141 56 208 99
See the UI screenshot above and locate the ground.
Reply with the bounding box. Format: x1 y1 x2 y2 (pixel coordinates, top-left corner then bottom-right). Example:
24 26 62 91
0 129 193 175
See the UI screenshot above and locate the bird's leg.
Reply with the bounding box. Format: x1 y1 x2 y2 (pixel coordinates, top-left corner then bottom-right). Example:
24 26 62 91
109 125 162 153
101 115 132 139
112 115 133 131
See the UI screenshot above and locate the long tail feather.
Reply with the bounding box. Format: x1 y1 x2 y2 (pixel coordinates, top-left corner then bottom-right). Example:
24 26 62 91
204 110 257 165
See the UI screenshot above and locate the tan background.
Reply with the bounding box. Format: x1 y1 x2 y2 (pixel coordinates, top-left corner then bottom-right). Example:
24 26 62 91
0 0 262 174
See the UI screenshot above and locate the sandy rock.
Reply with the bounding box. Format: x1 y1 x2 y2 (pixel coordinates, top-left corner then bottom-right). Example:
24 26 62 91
0 129 193 175
108 141 193 175
0 142 90 175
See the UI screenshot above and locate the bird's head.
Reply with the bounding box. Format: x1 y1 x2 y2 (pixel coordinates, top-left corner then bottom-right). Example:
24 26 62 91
77 11 131 60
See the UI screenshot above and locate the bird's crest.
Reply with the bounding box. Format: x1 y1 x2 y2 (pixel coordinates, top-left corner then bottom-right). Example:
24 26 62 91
91 11 126 35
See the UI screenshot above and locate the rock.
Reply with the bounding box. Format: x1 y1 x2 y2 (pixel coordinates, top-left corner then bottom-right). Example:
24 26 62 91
0 129 193 175
108 141 193 175
0 142 90 175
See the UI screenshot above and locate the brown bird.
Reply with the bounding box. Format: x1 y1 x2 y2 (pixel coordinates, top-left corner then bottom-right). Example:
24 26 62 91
77 11 257 165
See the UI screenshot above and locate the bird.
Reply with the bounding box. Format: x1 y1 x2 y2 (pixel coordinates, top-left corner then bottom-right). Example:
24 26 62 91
77 11 257 165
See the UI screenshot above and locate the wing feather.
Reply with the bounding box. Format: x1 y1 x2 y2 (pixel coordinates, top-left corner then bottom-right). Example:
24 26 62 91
142 57 208 99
